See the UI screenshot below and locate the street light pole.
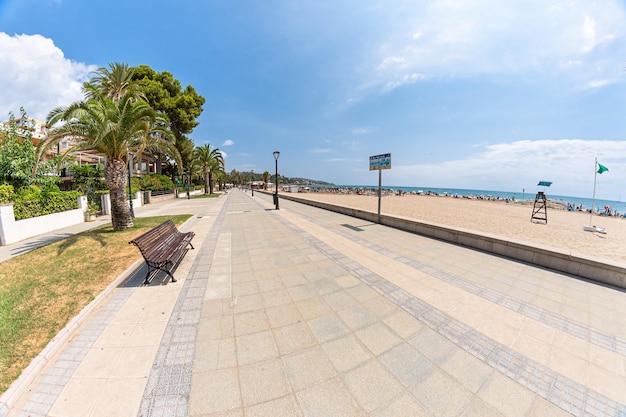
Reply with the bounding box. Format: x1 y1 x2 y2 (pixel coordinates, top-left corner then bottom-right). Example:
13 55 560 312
251 170 254 196
273 151 280 210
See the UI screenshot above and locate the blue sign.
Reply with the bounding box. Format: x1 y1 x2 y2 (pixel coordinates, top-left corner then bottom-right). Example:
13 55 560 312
369 153 391 170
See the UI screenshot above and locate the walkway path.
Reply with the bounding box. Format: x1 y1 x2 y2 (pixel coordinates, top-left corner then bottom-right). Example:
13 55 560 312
2 189 625 416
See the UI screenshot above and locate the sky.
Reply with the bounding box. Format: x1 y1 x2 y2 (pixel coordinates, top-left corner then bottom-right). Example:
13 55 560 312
1 0 626 200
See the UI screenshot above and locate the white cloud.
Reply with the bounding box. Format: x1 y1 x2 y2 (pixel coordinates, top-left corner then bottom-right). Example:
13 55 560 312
351 128 370 134
0 33 95 121
220 150 228 159
386 139 626 199
312 148 332 153
222 139 234 146
357 0 626 95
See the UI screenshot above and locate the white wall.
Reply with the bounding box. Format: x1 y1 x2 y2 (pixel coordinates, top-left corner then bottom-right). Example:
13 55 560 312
0 196 88 246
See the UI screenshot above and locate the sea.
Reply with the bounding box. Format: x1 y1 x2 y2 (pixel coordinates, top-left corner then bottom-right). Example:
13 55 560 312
310 185 626 216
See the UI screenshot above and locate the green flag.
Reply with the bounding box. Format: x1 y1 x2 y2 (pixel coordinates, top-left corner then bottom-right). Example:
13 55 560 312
597 163 609 174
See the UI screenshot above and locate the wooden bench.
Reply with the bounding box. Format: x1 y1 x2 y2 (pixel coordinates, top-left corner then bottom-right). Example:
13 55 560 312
129 220 195 284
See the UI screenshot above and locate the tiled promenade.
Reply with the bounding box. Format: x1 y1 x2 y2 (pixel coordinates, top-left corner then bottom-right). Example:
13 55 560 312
2 189 626 416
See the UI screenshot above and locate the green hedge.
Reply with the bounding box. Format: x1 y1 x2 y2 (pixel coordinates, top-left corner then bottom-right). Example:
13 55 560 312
8 186 81 220
0 185 14 203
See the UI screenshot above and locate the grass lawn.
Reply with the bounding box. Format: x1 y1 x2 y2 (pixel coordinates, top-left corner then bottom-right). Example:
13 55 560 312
0 214 191 395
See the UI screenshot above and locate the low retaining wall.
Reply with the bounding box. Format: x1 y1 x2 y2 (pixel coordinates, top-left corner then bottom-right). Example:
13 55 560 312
0 196 88 246
275 192 626 289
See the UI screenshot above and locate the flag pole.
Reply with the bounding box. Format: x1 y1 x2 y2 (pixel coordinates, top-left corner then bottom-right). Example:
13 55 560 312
590 157 597 227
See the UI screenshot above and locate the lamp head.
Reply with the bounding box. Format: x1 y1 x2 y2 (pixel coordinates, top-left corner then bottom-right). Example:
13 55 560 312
273 151 280 160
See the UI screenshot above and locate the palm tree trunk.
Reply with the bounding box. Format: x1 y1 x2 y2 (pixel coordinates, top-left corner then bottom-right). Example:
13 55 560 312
105 157 134 230
208 171 214 194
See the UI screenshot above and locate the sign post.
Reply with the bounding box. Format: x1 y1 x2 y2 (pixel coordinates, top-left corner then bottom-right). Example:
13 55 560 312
369 153 391 224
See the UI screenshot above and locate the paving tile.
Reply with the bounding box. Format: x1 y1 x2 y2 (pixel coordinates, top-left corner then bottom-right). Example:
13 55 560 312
355 322 403 356
232 280 259 296
409 327 456 365
239 359 292 406
510 332 552 366
296 377 363 417
109 346 157 378
281 274 308 288
193 339 220 372
236 330 279 365
283 346 337 391
189 368 241 415
90 377 146 417
48 378 102 416
369 392 431 417
459 397 506 417
343 360 405 412
323 290 358 311
288 284 319 302
440 349 493 394
307 314 350 343
410 368 473 417
334 274 362 289
383 310 424 339
244 394 303 417
379 342 435 387
346 284 380 302
234 310 269 336
526 396 575 417
321 334 374 373
256 278 285 292
361 295 397 317
273 321 318 355
337 304 378 331
296 296 333 320
312 278 343 295
218 337 238 369
232 293 263 313
477 372 535 417
260 288 293 308
265 303 303 328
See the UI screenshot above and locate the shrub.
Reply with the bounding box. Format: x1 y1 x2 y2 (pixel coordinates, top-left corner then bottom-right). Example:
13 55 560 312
0 185 14 203
12 186 80 220
139 174 174 191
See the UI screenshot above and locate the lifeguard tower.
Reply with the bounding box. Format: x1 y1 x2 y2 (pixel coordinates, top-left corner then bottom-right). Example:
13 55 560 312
530 181 551 224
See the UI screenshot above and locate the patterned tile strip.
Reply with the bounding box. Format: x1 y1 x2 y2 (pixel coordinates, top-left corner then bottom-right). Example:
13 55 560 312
12 207 214 417
275 209 626 417
137 198 229 417
294 205 626 356
14 280 134 417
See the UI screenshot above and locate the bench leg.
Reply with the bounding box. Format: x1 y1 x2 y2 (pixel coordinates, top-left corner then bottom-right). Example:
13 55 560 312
144 265 177 284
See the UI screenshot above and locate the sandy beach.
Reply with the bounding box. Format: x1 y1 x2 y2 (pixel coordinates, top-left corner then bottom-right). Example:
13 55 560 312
289 192 626 265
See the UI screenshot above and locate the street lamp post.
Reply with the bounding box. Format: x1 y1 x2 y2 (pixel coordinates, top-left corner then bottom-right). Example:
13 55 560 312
273 151 280 210
251 170 254 196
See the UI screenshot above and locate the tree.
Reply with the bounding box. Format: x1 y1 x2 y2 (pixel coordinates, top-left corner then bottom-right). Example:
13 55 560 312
0 108 59 190
39 82 180 231
193 144 224 194
262 171 270 190
131 65 205 176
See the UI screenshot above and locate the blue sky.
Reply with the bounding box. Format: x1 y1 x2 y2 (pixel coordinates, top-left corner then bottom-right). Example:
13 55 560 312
1 0 626 199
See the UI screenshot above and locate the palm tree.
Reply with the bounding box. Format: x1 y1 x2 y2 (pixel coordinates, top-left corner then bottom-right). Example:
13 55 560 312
85 62 144 104
38 84 180 230
262 171 270 190
193 144 224 194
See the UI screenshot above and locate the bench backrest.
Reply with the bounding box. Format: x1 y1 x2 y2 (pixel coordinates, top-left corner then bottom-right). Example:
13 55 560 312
129 220 180 257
